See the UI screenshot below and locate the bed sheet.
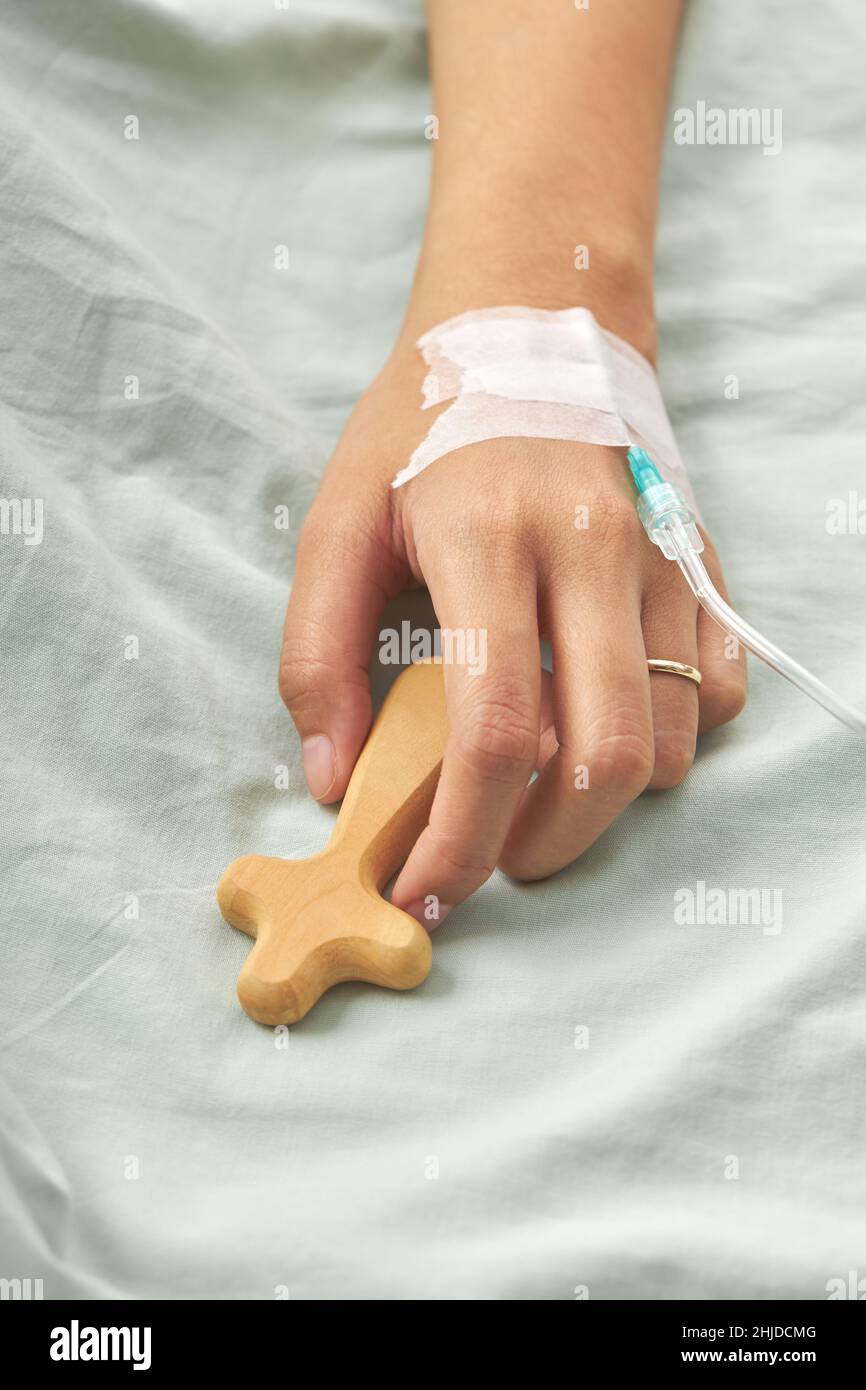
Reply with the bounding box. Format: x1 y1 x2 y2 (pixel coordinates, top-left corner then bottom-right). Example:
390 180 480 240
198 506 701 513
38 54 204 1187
1 0 864 1299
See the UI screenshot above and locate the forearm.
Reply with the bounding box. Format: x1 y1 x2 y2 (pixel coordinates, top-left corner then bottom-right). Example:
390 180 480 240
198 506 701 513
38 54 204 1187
400 0 684 361
282 2 747 904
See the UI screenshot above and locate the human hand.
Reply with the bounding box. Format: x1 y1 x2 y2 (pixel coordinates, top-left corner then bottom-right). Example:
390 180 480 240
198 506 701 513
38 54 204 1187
278 344 747 925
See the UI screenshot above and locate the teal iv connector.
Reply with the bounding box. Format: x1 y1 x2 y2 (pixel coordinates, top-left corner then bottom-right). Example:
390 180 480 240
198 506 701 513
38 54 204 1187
626 445 866 739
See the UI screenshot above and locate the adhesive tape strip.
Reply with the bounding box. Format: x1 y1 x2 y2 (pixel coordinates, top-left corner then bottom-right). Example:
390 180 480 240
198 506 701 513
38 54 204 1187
391 305 699 520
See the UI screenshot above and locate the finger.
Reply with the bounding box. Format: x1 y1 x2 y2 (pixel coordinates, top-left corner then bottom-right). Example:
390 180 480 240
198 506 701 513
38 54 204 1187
695 536 748 732
500 581 654 881
640 566 700 789
279 502 405 802
391 544 539 927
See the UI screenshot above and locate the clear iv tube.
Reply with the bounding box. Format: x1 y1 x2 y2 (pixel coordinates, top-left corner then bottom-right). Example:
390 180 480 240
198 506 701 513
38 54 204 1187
627 447 866 741
677 546 866 739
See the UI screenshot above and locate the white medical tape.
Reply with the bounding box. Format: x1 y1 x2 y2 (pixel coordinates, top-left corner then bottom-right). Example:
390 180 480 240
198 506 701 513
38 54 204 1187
391 305 699 519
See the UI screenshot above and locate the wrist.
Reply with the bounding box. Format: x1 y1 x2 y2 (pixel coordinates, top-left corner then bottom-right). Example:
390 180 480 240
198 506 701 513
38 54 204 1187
399 230 657 366
397 193 656 364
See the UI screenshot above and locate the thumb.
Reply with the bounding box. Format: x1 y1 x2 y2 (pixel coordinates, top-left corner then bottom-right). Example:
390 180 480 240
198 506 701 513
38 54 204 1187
279 507 403 803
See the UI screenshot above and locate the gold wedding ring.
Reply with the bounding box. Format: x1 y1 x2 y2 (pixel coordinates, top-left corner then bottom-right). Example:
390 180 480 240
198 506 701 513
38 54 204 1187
647 658 702 687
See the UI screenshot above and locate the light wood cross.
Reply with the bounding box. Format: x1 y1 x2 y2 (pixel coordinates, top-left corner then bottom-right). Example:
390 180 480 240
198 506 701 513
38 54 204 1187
217 661 448 1024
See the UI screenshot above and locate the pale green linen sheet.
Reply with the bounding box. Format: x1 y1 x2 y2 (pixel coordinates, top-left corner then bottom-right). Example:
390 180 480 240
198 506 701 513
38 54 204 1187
1 0 864 1299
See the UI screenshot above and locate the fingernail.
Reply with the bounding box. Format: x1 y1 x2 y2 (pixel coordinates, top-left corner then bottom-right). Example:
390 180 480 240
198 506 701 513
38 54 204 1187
400 899 452 930
302 734 336 800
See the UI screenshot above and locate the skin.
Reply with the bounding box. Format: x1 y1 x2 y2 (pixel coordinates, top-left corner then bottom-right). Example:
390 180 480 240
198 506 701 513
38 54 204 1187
279 0 747 925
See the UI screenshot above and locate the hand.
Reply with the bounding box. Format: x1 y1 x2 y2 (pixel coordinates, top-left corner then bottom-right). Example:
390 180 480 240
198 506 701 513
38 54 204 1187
278 345 747 924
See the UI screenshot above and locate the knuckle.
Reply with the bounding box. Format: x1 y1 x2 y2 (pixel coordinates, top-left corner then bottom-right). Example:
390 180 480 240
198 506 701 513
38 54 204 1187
425 825 496 882
421 470 530 544
645 550 691 598
549 490 643 581
455 687 539 782
589 493 646 551
703 676 748 727
428 496 485 544
650 732 696 789
498 847 541 883
277 657 325 712
585 722 655 796
277 636 347 712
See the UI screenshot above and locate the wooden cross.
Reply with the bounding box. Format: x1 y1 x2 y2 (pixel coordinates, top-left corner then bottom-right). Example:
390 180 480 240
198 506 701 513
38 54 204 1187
217 661 448 1024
